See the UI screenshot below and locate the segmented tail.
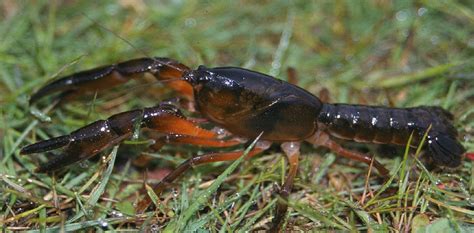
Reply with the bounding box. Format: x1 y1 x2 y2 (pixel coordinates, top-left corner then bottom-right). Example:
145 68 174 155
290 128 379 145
318 104 464 167
427 133 465 167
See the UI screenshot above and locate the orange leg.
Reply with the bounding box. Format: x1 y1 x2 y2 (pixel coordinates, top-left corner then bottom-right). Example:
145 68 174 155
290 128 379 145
30 57 193 104
133 133 244 167
136 141 271 212
134 127 242 167
307 131 389 176
272 142 300 231
21 103 220 172
147 133 243 150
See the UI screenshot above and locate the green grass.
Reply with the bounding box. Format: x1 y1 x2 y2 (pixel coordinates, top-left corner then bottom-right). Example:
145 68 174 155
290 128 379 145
1 0 473 232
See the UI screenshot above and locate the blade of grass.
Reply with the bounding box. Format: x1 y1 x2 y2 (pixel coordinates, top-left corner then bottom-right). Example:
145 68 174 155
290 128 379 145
184 176 259 231
27 217 128 233
67 146 118 223
86 146 118 206
238 199 277 232
344 200 388 232
312 153 336 184
365 62 460 88
163 133 263 232
289 199 351 230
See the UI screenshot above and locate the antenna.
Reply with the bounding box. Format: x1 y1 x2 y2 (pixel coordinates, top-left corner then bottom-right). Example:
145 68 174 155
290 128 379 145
81 13 187 73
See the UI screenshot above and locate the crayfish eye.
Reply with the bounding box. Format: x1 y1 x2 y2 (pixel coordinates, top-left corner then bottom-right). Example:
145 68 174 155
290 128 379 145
194 66 214 84
184 67 212 86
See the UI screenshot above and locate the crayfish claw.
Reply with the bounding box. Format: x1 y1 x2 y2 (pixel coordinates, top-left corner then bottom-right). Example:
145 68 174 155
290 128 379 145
35 152 82 173
20 135 71 155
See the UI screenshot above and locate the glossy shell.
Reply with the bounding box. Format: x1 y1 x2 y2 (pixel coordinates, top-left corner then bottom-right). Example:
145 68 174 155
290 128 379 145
190 66 323 141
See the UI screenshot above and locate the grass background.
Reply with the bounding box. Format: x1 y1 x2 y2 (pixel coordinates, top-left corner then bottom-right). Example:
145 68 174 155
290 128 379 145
1 0 473 231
